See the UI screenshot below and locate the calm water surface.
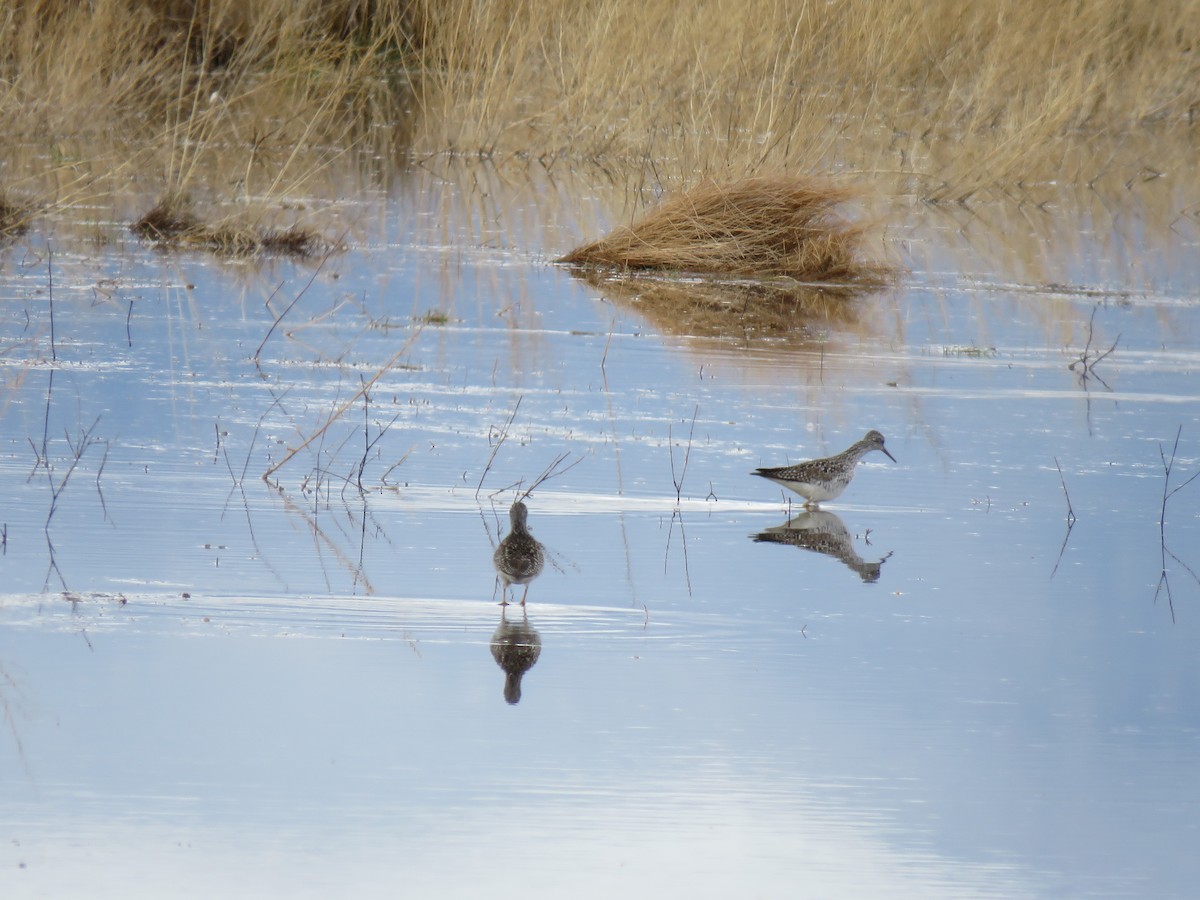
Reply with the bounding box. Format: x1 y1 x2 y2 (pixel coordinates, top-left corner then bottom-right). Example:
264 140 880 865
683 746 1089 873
1 169 1199 898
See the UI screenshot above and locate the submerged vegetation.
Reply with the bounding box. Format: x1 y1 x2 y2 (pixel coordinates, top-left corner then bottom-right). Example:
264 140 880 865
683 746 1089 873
130 193 326 256
0 0 1197 251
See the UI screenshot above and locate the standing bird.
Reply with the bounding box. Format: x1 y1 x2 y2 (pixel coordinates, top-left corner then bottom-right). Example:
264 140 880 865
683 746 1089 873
752 430 896 507
493 500 546 606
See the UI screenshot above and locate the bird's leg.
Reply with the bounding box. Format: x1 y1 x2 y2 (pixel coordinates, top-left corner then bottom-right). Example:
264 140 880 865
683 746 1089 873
520 585 530 606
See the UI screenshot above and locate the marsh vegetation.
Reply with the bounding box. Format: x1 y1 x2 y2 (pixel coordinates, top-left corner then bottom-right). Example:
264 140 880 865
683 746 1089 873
2 3 1200 898
559 176 891 284
1 0 1198 250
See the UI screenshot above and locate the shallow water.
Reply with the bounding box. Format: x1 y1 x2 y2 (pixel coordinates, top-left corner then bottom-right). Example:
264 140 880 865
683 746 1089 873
2 169 1199 898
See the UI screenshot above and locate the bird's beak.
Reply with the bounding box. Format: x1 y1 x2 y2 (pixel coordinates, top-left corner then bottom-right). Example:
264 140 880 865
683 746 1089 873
882 447 897 463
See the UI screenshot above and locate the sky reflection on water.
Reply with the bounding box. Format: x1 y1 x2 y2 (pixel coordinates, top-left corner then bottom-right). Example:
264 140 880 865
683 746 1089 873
1 180 1199 898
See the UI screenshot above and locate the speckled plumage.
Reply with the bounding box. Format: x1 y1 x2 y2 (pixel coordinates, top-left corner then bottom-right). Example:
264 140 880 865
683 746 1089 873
493 500 545 606
752 430 896 507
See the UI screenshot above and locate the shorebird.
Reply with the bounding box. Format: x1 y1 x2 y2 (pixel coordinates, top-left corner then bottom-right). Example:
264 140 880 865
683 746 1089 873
752 430 896 507
493 500 545 606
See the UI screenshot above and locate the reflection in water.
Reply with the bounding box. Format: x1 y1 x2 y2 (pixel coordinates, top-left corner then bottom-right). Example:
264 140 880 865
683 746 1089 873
570 268 874 343
753 510 891 583
493 501 546 606
490 607 542 705
1 657 34 782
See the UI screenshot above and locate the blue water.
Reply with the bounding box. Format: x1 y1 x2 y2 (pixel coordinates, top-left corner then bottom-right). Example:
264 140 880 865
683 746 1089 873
1 171 1199 898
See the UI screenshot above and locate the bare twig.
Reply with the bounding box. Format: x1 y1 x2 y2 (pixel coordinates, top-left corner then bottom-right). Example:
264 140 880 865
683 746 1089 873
664 509 694 596
348 377 404 493
253 230 346 369
252 280 290 366
601 317 615 372
273 488 378 595
227 388 289 489
356 376 370 492
1054 457 1076 527
519 451 585 499
47 248 56 362
380 446 415 485
1051 456 1076 578
1153 427 1200 623
37 253 59 466
40 417 104 591
37 370 53 470
262 330 421 481
1068 305 1119 390
94 436 111 523
669 405 699 503
486 458 574 500
1160 429 1200 505
490 450 584 502
475 395 522 499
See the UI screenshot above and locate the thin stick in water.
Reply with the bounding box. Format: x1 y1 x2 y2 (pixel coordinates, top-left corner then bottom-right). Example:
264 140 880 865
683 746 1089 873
476 395 522 499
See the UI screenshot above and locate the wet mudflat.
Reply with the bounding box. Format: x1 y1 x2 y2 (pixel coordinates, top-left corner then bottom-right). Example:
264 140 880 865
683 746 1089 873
1 172 1199 898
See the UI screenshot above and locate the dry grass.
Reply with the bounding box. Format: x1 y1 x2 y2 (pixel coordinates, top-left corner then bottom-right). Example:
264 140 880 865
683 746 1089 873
1 0 416 249
404 0 1200 199
559 176 890 284
0 1 413 138
0 0 1198 250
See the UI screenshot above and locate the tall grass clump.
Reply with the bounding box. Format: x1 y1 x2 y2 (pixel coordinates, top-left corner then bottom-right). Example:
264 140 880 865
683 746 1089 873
560 176 889 285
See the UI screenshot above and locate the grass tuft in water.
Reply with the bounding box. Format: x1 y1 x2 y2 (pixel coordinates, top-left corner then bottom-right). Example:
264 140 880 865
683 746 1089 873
0 190 37 237
941 345 998 358
559 176 890 285
417 310 452 325
131 194 326 257
130 193 201 241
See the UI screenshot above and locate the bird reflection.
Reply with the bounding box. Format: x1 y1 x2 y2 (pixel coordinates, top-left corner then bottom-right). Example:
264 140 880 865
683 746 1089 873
493 500 546 605
490 606 542 705
753 509 891 583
